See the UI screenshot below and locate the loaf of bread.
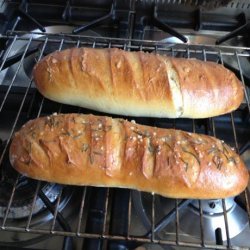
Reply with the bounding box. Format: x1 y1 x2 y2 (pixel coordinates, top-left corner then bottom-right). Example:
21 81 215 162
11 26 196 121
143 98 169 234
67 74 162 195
32 47 244 118
9 113 248 199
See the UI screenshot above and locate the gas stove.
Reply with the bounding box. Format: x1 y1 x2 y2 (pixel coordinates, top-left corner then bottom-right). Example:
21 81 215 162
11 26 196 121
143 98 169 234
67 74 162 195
0 1 250 250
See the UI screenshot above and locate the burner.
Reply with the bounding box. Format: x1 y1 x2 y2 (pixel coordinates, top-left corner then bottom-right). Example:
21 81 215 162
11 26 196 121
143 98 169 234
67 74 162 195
132 191 249 243
0 141 73 226
181 198 248 241
0 25 101 88
0 143 76 248
158 33 250 83
0 177 61 219
0 162 73 224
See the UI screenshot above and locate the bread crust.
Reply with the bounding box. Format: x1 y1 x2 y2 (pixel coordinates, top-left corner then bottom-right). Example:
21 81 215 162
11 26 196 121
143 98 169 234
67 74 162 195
33 48 244 118
9 113 249 199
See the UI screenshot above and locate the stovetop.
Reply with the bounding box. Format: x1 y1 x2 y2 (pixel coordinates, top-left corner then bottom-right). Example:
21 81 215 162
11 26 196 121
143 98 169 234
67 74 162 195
1 0 250 39
0 1 249 250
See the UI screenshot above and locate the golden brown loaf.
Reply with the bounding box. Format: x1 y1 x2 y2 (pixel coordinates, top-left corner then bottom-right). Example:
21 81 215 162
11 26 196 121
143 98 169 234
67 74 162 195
9 113 248 199
33 47 244 118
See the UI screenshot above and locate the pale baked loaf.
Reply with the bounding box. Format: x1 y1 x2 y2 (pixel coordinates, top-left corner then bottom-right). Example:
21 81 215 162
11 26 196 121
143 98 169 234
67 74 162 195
9 113 248 199
32 47 244 119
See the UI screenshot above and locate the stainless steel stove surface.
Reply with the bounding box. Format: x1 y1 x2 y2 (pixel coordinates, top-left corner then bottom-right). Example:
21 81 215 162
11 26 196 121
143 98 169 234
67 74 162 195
0 1 250 250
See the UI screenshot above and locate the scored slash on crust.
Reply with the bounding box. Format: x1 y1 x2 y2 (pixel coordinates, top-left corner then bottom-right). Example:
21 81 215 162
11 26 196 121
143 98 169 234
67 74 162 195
164 59 184 118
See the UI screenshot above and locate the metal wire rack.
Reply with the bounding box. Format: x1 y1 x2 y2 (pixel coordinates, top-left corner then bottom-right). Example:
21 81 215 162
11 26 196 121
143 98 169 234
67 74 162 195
0 31 250 249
